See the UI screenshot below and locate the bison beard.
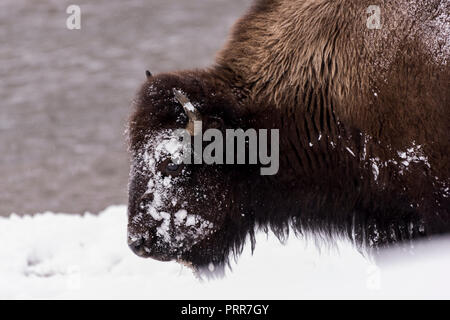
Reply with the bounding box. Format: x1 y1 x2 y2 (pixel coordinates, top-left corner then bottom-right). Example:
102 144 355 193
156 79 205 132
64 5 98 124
127 0 450 276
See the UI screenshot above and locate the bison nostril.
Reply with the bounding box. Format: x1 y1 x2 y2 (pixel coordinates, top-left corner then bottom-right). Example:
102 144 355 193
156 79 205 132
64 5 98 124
141 193 154 202
139 194 154 209
128 238 147 257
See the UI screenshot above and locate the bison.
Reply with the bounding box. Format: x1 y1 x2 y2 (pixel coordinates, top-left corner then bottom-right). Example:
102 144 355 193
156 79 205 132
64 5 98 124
127 0 449 275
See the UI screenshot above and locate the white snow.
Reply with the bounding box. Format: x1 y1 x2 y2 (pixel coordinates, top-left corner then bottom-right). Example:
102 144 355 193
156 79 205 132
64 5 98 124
174 209 188 224
0 205 449 299
345 147 356 157
156 211 172 242
397 143 431 171
184 101 196 113
185 215 197 227
371 161 380 181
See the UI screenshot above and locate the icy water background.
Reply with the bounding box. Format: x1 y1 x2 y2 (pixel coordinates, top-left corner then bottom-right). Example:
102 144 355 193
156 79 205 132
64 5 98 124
0 0 251 216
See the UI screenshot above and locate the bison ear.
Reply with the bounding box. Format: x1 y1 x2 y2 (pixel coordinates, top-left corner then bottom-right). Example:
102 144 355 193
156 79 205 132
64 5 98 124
145 70 153 79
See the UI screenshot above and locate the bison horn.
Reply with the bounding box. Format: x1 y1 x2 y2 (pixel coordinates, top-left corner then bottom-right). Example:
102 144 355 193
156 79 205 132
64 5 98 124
145 70 152 79
173 89 201 135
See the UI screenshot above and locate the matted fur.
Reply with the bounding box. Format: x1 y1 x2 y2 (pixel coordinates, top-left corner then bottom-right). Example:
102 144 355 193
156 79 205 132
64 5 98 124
127 0 449 275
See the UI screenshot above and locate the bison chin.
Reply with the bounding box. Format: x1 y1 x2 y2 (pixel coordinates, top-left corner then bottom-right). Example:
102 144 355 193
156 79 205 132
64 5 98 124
127 229 226 278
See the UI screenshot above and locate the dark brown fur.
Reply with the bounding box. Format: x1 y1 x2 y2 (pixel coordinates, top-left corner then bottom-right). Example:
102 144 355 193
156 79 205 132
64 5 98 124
127 0 449 275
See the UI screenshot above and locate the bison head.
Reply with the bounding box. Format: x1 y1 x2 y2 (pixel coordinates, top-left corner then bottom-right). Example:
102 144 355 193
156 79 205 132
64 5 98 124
126 71 267 274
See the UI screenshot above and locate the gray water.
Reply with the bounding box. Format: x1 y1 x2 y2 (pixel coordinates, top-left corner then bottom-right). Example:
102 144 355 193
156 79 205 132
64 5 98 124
0 0 251 216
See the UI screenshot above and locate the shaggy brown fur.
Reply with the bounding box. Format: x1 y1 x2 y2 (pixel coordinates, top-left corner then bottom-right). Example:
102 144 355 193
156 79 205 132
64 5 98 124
127 0 449 275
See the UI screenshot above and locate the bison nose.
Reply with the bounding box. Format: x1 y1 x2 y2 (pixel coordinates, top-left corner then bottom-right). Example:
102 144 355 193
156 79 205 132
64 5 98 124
128 238 148 257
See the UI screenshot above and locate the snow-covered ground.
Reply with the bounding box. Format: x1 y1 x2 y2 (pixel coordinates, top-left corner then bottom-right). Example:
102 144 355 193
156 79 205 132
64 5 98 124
0 205 449 299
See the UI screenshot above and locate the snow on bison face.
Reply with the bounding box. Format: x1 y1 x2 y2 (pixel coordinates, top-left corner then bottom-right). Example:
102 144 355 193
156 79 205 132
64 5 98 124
128 128 225 261
126 73 252 271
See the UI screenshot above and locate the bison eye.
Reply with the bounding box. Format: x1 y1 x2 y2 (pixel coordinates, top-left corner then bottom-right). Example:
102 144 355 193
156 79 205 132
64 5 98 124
158 159 183 176
167 162 179 172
